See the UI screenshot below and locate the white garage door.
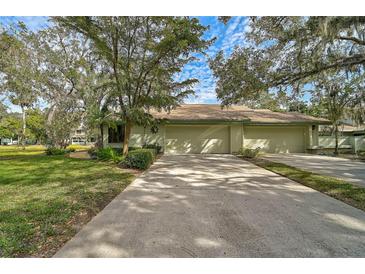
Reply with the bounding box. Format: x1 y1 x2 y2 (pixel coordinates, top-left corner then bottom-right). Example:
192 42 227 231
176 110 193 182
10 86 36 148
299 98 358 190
244 126 305 153
165 125 230 154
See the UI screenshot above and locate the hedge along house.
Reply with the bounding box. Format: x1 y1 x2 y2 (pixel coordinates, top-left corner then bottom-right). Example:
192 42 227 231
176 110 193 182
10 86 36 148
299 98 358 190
102 104 330 154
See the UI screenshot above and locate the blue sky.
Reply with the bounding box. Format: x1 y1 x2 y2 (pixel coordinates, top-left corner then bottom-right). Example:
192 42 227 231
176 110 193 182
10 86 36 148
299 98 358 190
0 16 249 111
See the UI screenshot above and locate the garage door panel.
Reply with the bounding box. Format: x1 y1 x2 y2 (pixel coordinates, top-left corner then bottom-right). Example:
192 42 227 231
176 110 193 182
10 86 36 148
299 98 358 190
165 125 229 154
244 126 305 153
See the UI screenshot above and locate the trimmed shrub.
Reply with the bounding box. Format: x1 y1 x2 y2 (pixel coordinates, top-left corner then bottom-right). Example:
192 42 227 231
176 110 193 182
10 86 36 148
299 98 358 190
238 147 261 158
142 144 162 154
103 147 141 155
66 147 76 152
128 146 142 152
124 148 156 170
87 147 98 158
66 144 90 151
96 147 124 163
45 147 68 155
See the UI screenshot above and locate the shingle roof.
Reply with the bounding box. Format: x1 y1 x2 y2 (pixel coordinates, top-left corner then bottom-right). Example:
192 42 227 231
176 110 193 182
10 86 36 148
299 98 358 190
320 124 365 132
150 104 330 124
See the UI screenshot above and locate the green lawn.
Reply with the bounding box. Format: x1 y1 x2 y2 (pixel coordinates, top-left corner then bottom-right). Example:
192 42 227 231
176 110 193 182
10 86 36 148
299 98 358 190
247 157 365 212
0 145 46 158
0 147 135 257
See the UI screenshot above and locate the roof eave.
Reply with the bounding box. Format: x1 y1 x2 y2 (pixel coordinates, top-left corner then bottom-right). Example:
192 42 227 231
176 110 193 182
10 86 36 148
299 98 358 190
244 120 332 125
165 119 331 125
165 119 249 124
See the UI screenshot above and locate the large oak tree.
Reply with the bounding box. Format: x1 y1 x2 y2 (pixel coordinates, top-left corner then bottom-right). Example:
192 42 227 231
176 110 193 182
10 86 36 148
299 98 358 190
54 16 212 154
210 17 365 110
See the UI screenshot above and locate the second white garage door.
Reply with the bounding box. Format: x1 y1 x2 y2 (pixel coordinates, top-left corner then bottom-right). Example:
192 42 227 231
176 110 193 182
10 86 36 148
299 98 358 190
243 126 305 153
165 125 230 154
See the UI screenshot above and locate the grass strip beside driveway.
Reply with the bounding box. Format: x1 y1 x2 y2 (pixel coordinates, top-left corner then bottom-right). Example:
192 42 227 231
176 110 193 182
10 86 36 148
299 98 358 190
245 157 365 212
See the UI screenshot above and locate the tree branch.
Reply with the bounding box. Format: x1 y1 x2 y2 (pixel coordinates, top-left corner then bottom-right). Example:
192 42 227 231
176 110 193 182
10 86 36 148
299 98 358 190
337 36 365 46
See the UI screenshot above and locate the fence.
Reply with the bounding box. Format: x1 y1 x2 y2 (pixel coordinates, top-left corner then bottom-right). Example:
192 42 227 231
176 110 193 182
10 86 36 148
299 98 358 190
318 136 365 152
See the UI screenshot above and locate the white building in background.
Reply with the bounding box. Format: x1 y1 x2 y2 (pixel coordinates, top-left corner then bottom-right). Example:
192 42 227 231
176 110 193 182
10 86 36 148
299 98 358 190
70 125 96 145
0 137 18 145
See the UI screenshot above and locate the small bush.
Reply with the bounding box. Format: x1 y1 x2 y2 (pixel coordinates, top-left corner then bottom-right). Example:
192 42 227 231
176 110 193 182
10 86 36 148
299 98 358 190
66 144 90 151
96 147 123 163
124 148 156 170
45 147 68 155
238 147 261 158
103 147 141 155
128 146 142 152
142 144 162 154
87 147 98 158
67 147 76 152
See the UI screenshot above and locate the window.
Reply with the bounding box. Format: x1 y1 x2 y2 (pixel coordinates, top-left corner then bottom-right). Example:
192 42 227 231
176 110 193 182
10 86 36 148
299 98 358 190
108 125 124 143
76 130 83 134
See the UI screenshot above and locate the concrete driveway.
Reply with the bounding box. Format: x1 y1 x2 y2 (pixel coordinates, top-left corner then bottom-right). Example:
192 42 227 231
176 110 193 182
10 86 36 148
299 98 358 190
263 153 365 187
55 154 365 257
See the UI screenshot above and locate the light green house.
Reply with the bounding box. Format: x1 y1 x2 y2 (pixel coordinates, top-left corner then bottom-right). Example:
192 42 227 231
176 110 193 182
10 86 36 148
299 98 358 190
103 104 330 154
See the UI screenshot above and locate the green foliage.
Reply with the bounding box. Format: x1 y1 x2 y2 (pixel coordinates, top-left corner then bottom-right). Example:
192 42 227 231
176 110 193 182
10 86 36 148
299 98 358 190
45 147 69 155
124 148 156 170
128 146 142 152
210 17 365 111
66 144 91 151
67 147 76 152
0 101 7 120
0 114 21 139
0 25 41 146
26 109 47 143
87 147 98 157
142 143 162 154
0 145 45 158
34 26 93 148
238 147 261 158
54 16 213 153
0 152 134 257
96 147 124 163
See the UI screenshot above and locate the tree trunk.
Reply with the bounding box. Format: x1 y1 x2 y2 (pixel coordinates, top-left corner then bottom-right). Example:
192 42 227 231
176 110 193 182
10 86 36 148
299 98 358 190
21 105 26 150
334 123 339 156
123 121 132 156
99 124 104 149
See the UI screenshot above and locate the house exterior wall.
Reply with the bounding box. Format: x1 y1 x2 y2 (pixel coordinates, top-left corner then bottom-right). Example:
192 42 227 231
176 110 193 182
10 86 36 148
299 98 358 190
312 125 319 146
230 124 243 153
354 136 365 152
242 125 307 153
103 124 164 149
103 123 318 154
164 124 230 154
319 136 352 148
318 135 365 152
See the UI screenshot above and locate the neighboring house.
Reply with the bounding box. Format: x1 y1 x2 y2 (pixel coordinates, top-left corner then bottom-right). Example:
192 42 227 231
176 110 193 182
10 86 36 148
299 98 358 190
70 127 96 145
318 124 365 153
319 124 365 136
103 104 330 154
0 137 17 145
